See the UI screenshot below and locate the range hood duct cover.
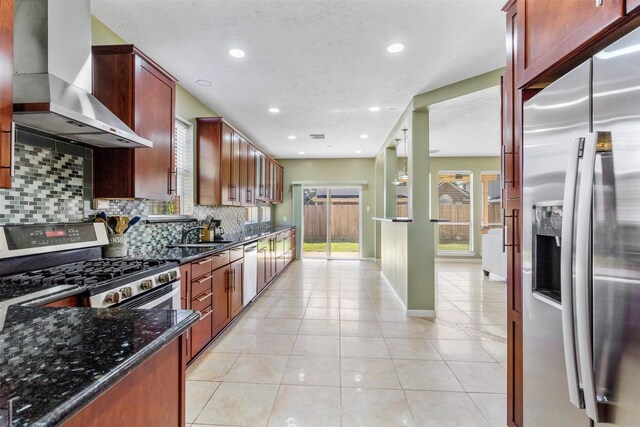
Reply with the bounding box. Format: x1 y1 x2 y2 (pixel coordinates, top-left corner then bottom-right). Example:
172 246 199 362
12 0 153 148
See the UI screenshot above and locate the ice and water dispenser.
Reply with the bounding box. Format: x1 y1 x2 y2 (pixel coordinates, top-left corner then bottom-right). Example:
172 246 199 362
532 203 563 304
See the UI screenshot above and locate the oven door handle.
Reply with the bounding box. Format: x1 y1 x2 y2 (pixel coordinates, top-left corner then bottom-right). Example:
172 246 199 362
136 284 180 309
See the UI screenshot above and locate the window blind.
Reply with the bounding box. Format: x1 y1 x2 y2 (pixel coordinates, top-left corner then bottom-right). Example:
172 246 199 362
175 118 194 215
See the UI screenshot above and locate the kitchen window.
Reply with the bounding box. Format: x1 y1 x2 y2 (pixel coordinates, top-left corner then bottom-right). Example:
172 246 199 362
148 117 194 216
437 171 473 253
480 172 502 234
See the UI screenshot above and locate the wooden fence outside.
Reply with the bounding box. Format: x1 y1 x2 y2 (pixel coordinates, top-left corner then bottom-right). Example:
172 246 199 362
304 204 359 242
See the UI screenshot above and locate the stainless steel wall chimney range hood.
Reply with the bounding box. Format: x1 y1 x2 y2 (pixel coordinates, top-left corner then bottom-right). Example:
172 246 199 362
12 0 152 148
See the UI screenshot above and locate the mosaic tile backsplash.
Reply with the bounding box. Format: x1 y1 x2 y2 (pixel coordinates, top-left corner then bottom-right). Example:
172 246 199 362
0 131 274 255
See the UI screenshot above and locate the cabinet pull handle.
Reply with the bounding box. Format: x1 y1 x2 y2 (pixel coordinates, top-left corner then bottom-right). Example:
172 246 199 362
1 123 15 175
225 270 230 291
200 308 213 319
196 259 211 265
168 169 177 194
197 292 213 302
502 145 513 184
232 269 236 291
196 275 212 283
596 0 603 5
502 209 515 253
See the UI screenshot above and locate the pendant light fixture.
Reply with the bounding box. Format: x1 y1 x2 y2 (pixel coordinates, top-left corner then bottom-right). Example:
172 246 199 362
392 138 402 185
398 129 409 183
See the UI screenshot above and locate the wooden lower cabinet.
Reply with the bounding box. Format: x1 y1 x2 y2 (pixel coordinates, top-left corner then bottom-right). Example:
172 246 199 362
62 337 185 427
211 265 231 337
229 258 244 318
185 231 296 364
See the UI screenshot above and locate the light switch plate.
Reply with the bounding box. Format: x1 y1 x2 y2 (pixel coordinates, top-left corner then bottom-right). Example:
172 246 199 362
283 216 287 222
93 199 110 210
366 206 370 212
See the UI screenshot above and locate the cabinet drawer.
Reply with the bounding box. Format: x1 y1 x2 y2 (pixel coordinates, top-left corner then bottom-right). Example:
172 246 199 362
211 250 230 270
229 246 243 262
190 306 213 357
192 290 213 313
191 257 213 280
191 273 213 299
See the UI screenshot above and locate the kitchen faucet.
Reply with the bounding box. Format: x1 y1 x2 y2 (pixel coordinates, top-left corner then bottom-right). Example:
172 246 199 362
181 226 206 244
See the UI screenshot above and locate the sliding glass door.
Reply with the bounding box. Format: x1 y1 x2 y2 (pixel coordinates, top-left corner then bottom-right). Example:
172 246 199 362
302 186 361 259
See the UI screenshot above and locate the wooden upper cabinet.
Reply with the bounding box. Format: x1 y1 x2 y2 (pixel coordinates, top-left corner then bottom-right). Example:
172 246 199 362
238 137 249 207
516 0 624 87
0 0 13 189
275 164 283 204
92 45 177 200
196 117 282 206
247 145 256 206
196 118 223 206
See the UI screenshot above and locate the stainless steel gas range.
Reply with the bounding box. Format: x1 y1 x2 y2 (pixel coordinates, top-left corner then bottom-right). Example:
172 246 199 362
0 222 181 311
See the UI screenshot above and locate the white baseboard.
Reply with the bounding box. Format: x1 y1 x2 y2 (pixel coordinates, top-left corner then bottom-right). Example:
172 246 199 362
380 272 436 318
380 272 408 311
435 257 481 264
406 309 436 318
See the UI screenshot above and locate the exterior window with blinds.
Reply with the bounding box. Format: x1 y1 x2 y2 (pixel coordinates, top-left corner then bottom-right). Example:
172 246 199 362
437 171 473 253
147 118 194 216
174 117 194 215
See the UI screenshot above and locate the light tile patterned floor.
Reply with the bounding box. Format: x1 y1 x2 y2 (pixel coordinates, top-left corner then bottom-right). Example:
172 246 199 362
186 259 507 427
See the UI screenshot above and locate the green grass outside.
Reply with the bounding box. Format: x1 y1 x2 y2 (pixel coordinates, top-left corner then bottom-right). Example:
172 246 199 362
438 243 471 251
303 242 360 252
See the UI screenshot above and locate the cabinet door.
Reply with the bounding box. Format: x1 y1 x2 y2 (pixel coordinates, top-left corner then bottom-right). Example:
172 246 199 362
0 0 13 189
257 239 269 292
196 119 222 206
220 124 236 206
517 0 623 87
258 153 267 200
212 266 231 336
190 306 213 357
133 54 176 201
269 237 278 279
277 165 284 203
239 138 249 207
229 259 244 318
247 146 256 205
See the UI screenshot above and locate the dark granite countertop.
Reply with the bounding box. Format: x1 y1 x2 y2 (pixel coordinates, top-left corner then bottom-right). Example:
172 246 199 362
0 306 199 427
132 225 296 264
372 217 413 223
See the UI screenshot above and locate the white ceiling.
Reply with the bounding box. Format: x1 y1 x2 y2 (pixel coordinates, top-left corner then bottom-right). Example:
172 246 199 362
91 0 506 159
428 85 501 157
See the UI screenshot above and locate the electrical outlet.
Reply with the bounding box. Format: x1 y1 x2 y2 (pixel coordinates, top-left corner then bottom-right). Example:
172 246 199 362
93 199 110 210
283 216 287 222
366 206 370 212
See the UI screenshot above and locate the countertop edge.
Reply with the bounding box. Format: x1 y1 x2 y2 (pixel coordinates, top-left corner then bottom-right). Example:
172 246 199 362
162 226 296 265
37 309 200 427
371 217 413 223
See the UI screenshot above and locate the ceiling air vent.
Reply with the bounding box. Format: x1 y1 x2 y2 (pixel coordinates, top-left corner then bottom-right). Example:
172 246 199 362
310 134 325 140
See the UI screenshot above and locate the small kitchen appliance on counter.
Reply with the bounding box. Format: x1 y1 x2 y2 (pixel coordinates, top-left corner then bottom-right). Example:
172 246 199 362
0 222 181 310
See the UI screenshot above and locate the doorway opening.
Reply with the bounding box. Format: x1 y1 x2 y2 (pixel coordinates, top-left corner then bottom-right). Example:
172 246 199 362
302 186 362 260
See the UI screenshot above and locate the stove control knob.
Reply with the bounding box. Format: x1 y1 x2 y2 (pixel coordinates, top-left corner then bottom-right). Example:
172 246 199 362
140 280 154 290
105 291 122 304
120 287 133 298
169 271 178 281
158 273 171 284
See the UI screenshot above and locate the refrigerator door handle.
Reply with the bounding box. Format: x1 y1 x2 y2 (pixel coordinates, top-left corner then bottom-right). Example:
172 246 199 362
560 137 584 409
575 132 602 422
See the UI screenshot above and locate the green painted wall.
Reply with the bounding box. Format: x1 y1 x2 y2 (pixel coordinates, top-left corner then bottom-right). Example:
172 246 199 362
273 158 376 258
429 157 501 259
91 16 219 122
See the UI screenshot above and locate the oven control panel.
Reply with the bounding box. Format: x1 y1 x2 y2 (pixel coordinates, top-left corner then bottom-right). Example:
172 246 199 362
89 266 181 308
0 223 109 259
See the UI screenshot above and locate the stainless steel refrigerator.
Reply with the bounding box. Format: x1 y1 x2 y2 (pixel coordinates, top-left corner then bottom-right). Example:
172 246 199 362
523 27 640 426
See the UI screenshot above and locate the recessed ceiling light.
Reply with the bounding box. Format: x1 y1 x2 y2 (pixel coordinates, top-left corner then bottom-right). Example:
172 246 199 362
369 106 380 112
195 79 211 87
387 43 405 53
360 134 368 139
356 150 363 154
228 48 246 58
298 151 305 155
288 135 296 140
269 107 280 113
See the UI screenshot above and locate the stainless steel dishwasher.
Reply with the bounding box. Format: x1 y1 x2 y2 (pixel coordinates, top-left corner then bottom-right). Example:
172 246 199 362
243 243 258 305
